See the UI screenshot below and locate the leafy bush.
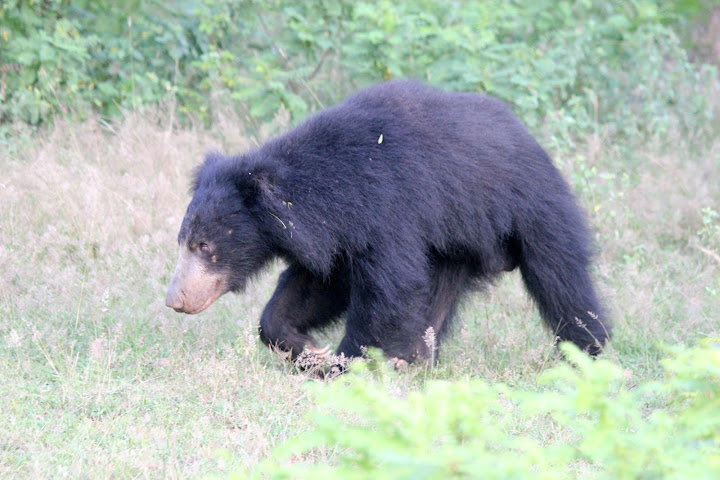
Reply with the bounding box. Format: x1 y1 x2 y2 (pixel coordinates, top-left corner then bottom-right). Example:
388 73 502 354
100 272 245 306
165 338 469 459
1 0 717 147
698 207 720 299
255 341 720 479
0 0 207 123
699 207 720 250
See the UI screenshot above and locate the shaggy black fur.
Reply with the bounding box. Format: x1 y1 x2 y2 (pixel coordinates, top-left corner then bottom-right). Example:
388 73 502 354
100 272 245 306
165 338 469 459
179 80 610 362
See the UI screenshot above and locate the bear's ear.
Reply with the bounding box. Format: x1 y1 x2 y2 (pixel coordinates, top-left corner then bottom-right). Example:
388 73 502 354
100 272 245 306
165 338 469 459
190 151 226 194
234 160 280 206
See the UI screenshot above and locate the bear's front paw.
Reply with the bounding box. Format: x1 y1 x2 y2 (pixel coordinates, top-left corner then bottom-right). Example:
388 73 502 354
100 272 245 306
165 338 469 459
294 344 332 370
389 357 409 371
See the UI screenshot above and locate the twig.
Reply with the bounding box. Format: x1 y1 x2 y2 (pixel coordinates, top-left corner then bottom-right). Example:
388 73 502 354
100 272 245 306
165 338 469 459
268 212 287 229
307 48 332 82
299 77 324 109
696 244 720 266
256 9 289 64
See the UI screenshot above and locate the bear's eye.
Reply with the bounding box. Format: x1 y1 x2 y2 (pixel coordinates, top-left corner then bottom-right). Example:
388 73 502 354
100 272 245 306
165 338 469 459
199 242 209 252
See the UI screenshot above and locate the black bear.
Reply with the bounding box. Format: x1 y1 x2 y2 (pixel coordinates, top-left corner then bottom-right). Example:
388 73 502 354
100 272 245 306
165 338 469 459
166 80 610 364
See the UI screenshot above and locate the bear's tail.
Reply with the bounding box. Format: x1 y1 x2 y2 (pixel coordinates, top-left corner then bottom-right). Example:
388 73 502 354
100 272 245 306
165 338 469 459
515 194 611 356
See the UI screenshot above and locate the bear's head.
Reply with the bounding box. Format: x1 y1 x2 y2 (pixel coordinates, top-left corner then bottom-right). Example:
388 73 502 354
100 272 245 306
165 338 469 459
165 152 276 314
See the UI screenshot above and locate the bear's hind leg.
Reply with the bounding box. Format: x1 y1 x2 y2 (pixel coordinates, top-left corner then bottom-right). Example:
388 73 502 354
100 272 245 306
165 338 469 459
259 262 349 359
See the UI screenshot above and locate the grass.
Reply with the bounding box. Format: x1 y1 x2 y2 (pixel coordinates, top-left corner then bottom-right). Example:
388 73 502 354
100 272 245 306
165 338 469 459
0 104 719 478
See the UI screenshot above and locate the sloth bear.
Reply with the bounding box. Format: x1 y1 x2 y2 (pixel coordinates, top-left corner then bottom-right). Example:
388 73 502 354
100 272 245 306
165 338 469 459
166 80 610 364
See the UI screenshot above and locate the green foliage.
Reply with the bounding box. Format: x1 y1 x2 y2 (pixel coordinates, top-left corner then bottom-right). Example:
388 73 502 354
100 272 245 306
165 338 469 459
698 207 720 298
1 0 717 147
262 342 720 479
699 207 720 249
0 0 194 122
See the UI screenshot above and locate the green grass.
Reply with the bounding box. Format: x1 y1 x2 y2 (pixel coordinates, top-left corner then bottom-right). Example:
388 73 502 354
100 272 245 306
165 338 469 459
0 107 719 478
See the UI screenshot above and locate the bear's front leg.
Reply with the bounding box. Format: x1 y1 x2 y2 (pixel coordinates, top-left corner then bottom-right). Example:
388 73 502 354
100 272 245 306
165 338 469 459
337 254 435 363
337 297 433 363
259 262 349 360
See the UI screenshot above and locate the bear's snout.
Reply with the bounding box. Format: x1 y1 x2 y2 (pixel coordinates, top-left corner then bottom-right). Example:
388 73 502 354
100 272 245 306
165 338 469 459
165 287 185 312
166 244 229 315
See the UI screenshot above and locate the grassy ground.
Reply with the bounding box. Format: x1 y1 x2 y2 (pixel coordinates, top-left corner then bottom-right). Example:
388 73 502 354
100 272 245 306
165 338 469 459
0 106 718 478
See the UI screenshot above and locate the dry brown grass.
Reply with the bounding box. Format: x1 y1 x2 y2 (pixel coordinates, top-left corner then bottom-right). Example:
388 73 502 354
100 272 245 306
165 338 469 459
603 140 720 345
0 108 305 477
0 106 292 345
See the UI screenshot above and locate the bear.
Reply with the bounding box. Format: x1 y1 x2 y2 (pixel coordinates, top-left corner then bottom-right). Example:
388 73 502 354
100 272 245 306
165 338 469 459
165 80 610 365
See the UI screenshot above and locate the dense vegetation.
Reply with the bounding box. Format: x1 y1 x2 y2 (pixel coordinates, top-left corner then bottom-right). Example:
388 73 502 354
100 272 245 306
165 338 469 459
1 0 719 478
260 342 720 479
1 0 717 144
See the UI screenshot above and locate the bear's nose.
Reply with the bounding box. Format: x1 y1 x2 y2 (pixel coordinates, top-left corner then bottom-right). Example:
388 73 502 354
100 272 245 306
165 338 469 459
165 290 185 312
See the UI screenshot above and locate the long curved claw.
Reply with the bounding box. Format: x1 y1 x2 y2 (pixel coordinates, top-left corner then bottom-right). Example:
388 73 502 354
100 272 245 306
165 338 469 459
305 344 332 358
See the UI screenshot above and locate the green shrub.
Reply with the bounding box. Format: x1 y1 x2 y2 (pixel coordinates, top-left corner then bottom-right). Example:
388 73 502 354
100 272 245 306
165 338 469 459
699 207 720 299
1 0 717 147
259 341 720 479
0 0 208 123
